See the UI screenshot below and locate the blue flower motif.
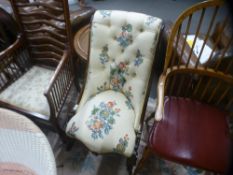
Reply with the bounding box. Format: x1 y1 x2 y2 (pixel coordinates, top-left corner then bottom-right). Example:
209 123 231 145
134 49 143 66
99 10 111 18
185 166 204 175
145 16 157 26
116 24 133 48
86 101 120 139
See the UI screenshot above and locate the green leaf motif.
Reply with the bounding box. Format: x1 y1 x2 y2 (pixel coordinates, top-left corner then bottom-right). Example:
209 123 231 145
99 45 110 64
113 134 129 154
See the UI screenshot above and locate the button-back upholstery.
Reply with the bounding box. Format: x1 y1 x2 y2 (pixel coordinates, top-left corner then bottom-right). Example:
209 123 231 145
80 10 161 129
66 10 162 156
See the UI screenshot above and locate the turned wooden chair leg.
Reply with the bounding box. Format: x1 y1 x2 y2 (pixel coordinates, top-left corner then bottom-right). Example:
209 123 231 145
133 146 151 175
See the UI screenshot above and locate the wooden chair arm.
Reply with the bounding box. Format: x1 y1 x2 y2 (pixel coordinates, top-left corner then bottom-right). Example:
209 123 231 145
0 34 23 59
44 50 74 118
155 74 166 121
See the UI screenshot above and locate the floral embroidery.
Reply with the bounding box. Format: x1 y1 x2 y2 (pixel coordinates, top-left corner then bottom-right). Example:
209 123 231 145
134 49 143 66
113 134 129 154
99 45 110 64
184 166 204 175
145 16 157 26
125 100 133 110
99 10 111 18
110 62 129 90
125 86 133 99
124 86 134 109
97 81 108 93
86 101 120 139
117 24 133 48
67 122 79 137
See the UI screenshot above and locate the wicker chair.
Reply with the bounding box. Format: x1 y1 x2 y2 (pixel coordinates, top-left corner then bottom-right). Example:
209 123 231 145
0 108 56 175
0 0 74 140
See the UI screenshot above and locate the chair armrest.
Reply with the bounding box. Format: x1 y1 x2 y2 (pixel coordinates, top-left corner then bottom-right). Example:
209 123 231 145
155 74 166 121
0 34 23 59
70 7 95 32
44 50 74 118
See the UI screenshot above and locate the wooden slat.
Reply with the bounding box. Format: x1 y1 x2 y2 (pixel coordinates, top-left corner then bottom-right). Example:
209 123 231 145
207 79 221 103
178 15 192 67
215 36 233 70
29 44 63 55
204 14 230 69
171 24 182 68
19 11 64 22
22 19 65 31
16 2 63 12
25 28 67 42
186 8 206 67
216 85 231 105
195 6 219 68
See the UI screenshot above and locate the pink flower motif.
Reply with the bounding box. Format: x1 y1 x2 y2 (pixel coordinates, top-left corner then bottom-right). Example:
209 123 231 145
119 62 126 70
124 134 129 140
92 120 103 130
115 108 120 113
107 101 114 108
122 31 128 37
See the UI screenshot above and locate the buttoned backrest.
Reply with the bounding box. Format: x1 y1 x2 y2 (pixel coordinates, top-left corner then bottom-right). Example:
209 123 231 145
79 10 162 130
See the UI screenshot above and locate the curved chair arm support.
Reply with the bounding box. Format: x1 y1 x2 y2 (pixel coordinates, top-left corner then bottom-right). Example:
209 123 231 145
155 73 166 121
44 50 74 119
70 6 95 32
0 34 23 59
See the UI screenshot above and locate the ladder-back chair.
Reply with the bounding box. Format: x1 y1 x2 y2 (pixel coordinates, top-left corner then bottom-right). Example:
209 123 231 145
0 0 74 140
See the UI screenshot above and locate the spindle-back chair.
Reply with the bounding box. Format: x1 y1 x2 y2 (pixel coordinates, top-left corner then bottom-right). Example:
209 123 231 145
134 0 233 174
134 67 233 174
165 0 232 75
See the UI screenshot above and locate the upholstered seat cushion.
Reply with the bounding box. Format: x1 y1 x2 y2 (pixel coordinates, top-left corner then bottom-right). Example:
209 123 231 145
149 97 231 173
66 90 136 157
0 66 54 116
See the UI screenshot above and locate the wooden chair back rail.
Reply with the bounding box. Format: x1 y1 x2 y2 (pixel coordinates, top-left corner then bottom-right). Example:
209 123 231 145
164 0 232 76
0 37 31 92
44 51 74 118
27 36 65 48
22 20 65 31
29 44 64 55
11 0 72 66
16 2 63 12
18 11 65 22
164 68 233 113
24 28 67 42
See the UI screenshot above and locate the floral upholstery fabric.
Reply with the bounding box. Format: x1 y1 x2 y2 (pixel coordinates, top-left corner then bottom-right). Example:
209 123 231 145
0 66 54 116
66 10 162 156
67 90 136 156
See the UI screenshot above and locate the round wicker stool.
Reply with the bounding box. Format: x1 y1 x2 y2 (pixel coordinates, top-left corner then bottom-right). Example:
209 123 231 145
0 108 56 175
